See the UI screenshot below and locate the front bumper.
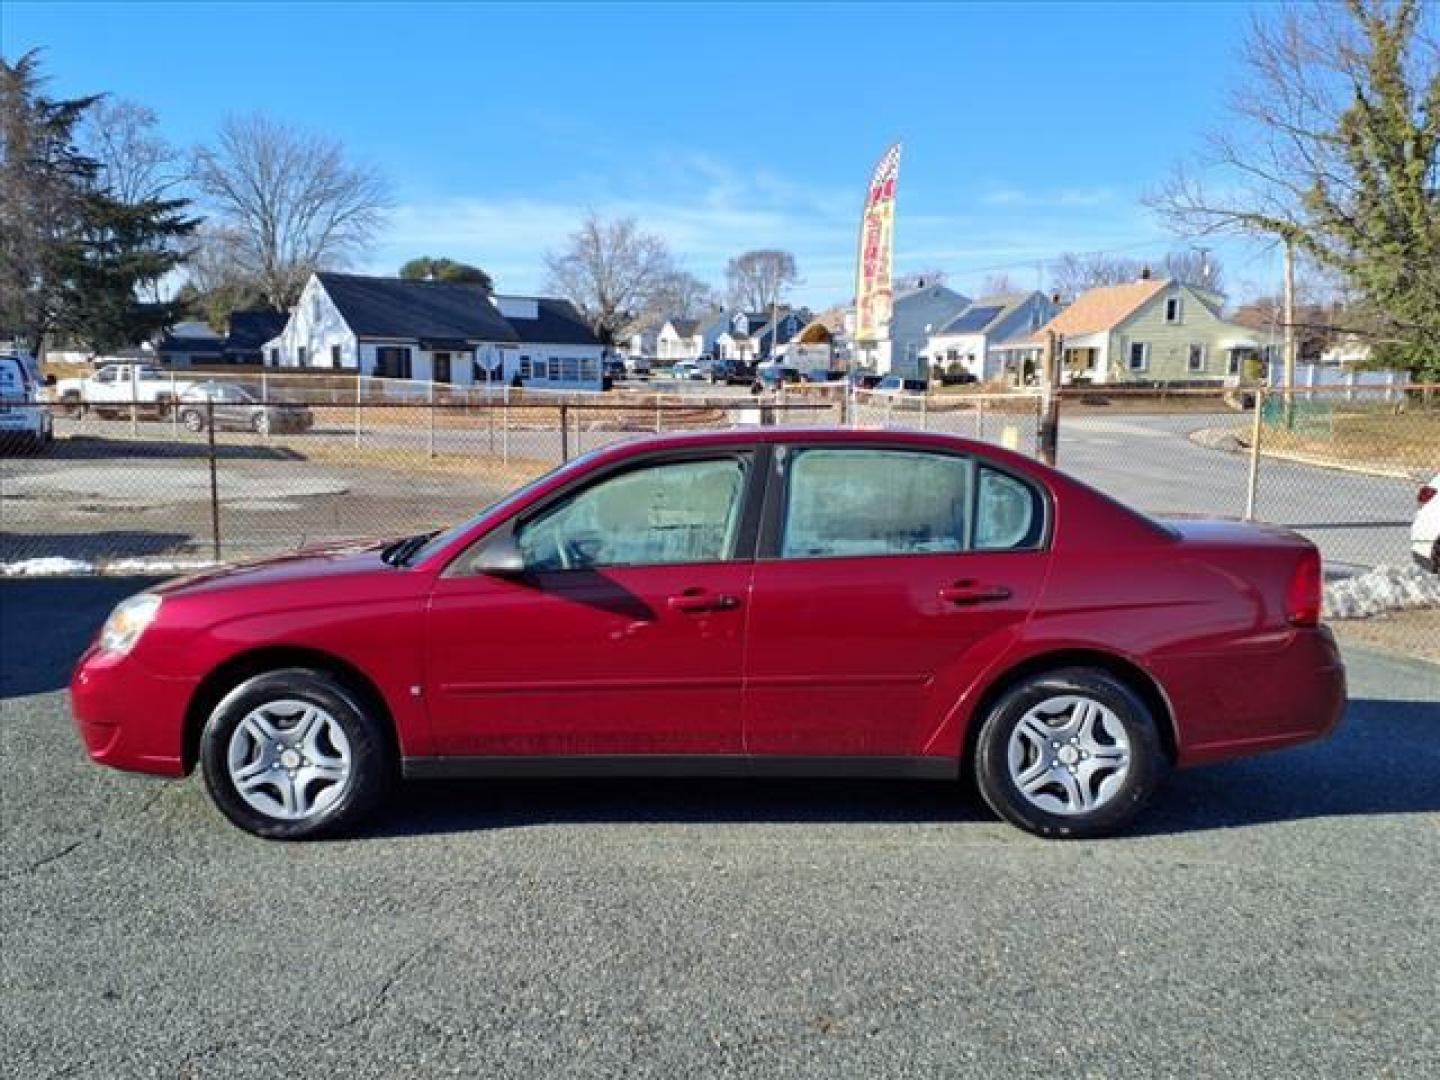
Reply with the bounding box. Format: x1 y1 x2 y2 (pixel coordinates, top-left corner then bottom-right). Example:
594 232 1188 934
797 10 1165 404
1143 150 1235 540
70 645 197 776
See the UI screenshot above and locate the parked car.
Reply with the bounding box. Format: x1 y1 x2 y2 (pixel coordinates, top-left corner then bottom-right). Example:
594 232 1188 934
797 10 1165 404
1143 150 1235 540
602 358 628 382
1412 472 1440 572
54 363 191 418
71 427 1344 841
0 350 53 452
873 375 929 395
669 361 704 381
848 371 884 390
705 358 753 385
802 369 846 384
754 364 802 389
177 381 314 435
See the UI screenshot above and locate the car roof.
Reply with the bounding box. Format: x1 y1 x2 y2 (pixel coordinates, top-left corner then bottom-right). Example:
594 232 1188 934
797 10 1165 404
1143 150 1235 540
587 425 1048 476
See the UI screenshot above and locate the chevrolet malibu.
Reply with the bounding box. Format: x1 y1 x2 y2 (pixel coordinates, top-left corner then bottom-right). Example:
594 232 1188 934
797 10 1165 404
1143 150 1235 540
71 428 1345 840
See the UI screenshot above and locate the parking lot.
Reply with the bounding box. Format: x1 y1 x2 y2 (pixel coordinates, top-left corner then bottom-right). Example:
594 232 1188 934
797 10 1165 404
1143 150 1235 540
3 578 1438 1078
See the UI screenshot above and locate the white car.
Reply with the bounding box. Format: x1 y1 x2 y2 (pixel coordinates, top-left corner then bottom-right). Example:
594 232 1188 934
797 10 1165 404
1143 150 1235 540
0 350 54 452
1412 472 1439 573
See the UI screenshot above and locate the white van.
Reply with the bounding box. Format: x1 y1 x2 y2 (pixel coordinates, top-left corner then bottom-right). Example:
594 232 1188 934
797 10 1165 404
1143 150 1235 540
0 350 55 452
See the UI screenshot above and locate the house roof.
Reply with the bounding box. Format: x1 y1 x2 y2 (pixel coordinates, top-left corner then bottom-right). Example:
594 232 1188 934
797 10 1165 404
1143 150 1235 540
494 296 602 347
936 292 1041 337
225 310 288 354
1034 279 1169 340
318 272 518 344
667 318 701 337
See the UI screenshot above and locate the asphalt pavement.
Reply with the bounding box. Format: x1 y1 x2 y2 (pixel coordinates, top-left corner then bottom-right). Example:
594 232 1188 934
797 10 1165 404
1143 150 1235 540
2 578 1438 1078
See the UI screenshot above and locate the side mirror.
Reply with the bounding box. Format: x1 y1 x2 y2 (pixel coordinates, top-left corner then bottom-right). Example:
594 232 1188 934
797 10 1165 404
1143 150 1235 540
470 532 527 576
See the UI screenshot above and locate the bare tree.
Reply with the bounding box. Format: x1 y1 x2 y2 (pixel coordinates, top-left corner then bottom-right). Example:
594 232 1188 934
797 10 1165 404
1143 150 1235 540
980 272 1022 296
1149 0 1439 371
1048 249 1223 300
725 249 798 311
895 268 948 291
1162 249 1224 294
192 114 391 311
652 270 718 320
542 213 678 343
180 223 268 329
1047 253 1146 300
83 98 183 205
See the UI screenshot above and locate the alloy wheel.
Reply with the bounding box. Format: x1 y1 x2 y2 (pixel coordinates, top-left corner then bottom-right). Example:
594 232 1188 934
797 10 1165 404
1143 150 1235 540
1006 694 1132 816
226 699 352 821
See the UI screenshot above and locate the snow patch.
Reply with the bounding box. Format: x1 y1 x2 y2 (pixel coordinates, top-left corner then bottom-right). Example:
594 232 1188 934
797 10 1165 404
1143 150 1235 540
1 557 95 577
1324 564 1440 620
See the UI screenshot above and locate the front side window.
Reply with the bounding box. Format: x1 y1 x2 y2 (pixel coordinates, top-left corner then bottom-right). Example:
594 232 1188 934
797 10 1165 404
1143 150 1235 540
781 449 970 559
1187 344 1206 372
516 457 749 571
1128 342 1148 371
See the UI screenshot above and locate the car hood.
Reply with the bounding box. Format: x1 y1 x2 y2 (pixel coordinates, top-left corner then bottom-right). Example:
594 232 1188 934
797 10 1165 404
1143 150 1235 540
153 538 396 597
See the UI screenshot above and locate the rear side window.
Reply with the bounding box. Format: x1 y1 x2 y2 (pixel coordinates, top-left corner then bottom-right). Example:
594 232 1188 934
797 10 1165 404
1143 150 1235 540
781 448 971 558
974 467 1045 550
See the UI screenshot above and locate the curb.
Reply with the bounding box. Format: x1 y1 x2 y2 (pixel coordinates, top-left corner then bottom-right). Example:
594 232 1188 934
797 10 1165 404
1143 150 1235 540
1187 426 1423 481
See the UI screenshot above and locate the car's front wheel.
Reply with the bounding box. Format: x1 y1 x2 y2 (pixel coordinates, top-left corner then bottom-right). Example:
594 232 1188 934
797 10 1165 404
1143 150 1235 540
199 668 394 839
180 409 206 433
974 667 1167 839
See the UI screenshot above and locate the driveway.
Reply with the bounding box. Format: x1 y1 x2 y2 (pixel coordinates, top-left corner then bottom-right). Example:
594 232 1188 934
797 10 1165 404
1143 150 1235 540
2 579 1437 1078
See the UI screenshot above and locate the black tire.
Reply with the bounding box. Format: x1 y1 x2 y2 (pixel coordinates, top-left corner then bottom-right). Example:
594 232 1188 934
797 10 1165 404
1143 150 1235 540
180 408 205 433
60 393 83 418
199 668 394 839
973 667 1168 839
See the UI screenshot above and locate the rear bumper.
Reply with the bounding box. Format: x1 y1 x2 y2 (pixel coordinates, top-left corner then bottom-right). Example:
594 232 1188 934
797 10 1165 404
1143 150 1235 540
1158 626 1347 768
70 645 196 777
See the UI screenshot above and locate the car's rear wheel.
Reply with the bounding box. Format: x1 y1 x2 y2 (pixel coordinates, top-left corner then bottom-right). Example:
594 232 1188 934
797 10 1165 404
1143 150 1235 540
251 410 271 435
199 668 394 839
974 667 1167 839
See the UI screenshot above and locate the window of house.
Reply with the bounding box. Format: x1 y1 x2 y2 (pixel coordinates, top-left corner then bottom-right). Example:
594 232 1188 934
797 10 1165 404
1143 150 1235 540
1228 351 1242 376
268 348 279 366
311 295 322 324
330 344 342 367
548 358 562 381
297 345 308 367
1128 342 1149 372
516 457 749 571
781 449 971 559
519 356 532 378
580 357 599 381
433 352 452 383
1165 297 1182 324
1187 344 1206 373
374 346 412 379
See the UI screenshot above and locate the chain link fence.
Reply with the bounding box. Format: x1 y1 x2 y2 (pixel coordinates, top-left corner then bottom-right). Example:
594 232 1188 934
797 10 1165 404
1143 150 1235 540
3 371 1435 656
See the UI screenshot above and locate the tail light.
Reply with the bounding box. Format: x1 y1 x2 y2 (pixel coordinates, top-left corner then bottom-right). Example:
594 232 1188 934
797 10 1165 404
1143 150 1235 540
1286 548 1323 628
1420 484 1436 506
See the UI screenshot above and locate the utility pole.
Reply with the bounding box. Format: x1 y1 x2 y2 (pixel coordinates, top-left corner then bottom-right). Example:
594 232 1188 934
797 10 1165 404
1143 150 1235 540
1038 329 1061 466
1282 239 1296 427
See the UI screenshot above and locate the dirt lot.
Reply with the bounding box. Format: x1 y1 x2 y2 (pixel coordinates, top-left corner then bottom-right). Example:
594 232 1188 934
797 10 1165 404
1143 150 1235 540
1332 609 1440 665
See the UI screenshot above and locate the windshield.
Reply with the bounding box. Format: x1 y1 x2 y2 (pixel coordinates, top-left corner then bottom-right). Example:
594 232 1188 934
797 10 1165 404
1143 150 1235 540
405 448 609 566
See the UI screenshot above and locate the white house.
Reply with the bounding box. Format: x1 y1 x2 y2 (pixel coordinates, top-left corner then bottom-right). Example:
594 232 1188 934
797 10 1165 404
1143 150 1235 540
925 292 1058 383
847 281 971 377
656 319 704 363
264 273 606 390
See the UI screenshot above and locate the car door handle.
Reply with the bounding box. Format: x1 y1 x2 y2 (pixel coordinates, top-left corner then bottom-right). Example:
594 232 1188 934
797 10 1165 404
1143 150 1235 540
667 589 740 614
938 581 1013 605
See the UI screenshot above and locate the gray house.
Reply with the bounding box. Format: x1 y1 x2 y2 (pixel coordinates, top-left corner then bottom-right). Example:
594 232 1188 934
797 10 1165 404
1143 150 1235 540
925 291 1059 383
850 281 971 377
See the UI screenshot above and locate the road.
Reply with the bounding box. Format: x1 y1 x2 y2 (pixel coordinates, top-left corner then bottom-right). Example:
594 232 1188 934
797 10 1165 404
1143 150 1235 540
2 579 1438 1078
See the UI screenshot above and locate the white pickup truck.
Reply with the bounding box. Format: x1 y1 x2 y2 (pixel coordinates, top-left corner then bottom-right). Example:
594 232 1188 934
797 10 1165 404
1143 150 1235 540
54 363 193 418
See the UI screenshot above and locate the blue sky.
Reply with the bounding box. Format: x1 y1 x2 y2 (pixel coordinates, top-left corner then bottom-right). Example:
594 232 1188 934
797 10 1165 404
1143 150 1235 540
3 1 1283 307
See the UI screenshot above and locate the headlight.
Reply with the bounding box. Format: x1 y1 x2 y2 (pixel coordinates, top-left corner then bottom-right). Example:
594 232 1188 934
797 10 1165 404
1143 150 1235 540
98 594 163 654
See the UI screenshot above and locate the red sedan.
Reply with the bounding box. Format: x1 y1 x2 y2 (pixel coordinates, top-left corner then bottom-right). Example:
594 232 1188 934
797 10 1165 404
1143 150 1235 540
71 428 1345 839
